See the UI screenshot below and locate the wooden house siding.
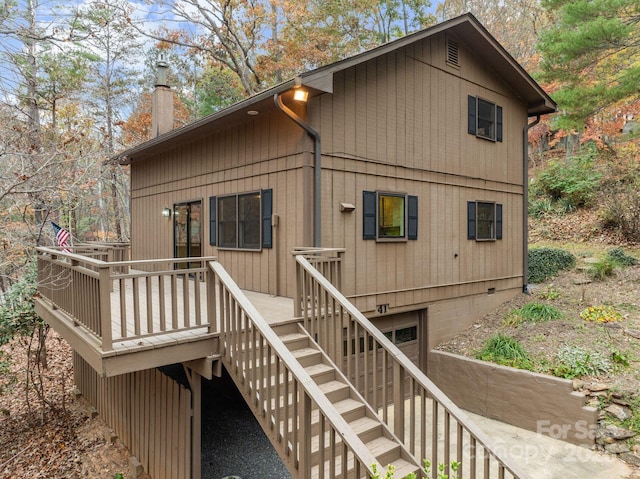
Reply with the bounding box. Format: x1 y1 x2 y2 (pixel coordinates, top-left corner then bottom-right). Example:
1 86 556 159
125 19 552 343
315 31 527 326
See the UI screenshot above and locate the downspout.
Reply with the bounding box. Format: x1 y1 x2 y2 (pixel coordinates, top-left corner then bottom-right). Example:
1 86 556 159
523 115 541 293
274 92 321 247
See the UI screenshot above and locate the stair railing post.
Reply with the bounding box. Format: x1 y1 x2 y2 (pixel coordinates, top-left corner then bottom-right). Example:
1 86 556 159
294 259 302 318
207 262 217 334
393 361 405 440
98 263 113 352
300 390 312 479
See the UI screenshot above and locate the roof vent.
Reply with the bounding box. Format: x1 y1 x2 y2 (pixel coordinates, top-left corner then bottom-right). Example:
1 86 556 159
446 39 459 67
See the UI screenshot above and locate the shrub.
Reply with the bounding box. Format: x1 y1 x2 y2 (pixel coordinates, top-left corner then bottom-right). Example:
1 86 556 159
475 334 533 370
528 196 554 219
506 302 564 325
586 257 617 281
528 248 576 283
553 345 611 379
600 181 640 242
535 155 602 208
607 247 638 266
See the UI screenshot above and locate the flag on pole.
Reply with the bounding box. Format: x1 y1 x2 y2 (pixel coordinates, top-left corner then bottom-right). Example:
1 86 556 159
51 222 71 253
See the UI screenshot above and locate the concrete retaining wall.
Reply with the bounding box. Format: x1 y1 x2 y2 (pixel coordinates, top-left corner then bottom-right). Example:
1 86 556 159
429 350 597 446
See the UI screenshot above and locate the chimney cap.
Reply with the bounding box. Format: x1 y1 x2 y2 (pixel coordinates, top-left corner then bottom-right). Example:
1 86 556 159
155 51 169 87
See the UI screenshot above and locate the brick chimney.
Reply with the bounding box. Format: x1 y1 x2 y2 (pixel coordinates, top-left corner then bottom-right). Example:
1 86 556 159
151 52 174 138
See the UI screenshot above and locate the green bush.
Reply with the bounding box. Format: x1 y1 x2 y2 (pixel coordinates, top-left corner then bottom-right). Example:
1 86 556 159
586 257 616 281
607 247 638 266
535 155 602 208
552 345 611 379
528 248 576 283
475 334 533 370
506 302 564 325
528 196 554 219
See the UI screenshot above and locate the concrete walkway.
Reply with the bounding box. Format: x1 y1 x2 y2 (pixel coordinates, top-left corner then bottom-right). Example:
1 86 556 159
467 411 636 479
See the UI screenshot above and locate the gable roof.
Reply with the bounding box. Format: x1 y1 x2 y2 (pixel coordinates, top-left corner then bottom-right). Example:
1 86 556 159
117 13 555 164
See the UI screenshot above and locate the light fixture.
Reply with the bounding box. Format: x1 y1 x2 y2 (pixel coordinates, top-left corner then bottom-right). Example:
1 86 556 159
247 110 259 116
161 207 172 218
293 89 309 102
339 202 356 212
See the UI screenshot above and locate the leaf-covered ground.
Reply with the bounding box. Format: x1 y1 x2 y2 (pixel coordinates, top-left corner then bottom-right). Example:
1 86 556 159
0 332 135 479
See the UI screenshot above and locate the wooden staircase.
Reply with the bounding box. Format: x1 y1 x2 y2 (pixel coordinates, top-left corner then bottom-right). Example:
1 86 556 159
275 322 420 478
211 255 530 479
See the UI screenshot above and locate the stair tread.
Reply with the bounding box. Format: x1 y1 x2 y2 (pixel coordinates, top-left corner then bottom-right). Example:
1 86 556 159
390 458 420 478
280 332 308 343
305 362 334 375
333 398 364 416
349 416 380 434
291 347 320 357
318 379 348 394
366 436 399 456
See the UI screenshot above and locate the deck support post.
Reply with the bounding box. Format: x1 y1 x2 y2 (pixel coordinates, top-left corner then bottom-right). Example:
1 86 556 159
184 364 202 479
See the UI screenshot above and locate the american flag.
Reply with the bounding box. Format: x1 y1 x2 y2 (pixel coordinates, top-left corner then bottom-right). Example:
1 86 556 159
51 222 71 253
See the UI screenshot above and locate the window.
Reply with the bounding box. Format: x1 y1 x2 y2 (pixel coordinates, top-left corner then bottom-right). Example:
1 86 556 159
209 189 272 250
467 201 502 241
468 96 503 142
363 191 418 241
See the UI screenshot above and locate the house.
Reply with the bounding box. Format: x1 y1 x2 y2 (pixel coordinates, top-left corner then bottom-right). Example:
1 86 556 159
35 13 555 479
118 12 554 368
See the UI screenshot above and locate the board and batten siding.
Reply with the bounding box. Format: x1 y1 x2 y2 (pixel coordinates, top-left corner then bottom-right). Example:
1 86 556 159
314 31 526 318
74 353 193 479
130 108 314 297
129 28 529 318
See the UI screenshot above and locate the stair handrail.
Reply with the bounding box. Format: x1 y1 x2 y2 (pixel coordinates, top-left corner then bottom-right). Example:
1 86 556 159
209 260 381 477
295 254 531 479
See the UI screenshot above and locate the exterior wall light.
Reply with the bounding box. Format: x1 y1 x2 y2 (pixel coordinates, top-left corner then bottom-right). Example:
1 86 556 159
293 89 309 102
161 207 172 218
340 202 356 212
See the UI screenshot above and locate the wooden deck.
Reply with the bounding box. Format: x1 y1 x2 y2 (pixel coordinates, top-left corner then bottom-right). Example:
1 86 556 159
35 248 294 377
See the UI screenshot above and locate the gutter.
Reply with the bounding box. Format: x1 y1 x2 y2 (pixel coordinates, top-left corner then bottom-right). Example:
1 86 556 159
274 92 322 248
523 115 541 293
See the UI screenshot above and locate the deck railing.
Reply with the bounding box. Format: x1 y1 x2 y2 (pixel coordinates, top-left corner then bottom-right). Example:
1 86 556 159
292 247 344 317
295 254 530 479
210 260 379 478
36 247 217 352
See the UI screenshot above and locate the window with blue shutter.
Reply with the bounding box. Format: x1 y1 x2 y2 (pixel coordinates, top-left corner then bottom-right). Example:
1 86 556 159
467 201 476 240
363 191 377 240
467 96 477 135
468 96 503 142
209 196 216 246
407 195 418 240
262 188 273 248
363 191 417 241
468 201 503 241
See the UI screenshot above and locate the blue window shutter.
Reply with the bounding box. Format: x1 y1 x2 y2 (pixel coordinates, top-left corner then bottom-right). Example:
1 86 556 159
209 196 216 246
363 191 376 240
467 201 476 240
496 203 503 240
468 96 477 135
262 189 273 248
407 195 418 240
496 105 503 142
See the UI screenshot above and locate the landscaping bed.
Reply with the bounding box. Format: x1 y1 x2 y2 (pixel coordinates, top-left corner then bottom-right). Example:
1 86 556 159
438 242 640 466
